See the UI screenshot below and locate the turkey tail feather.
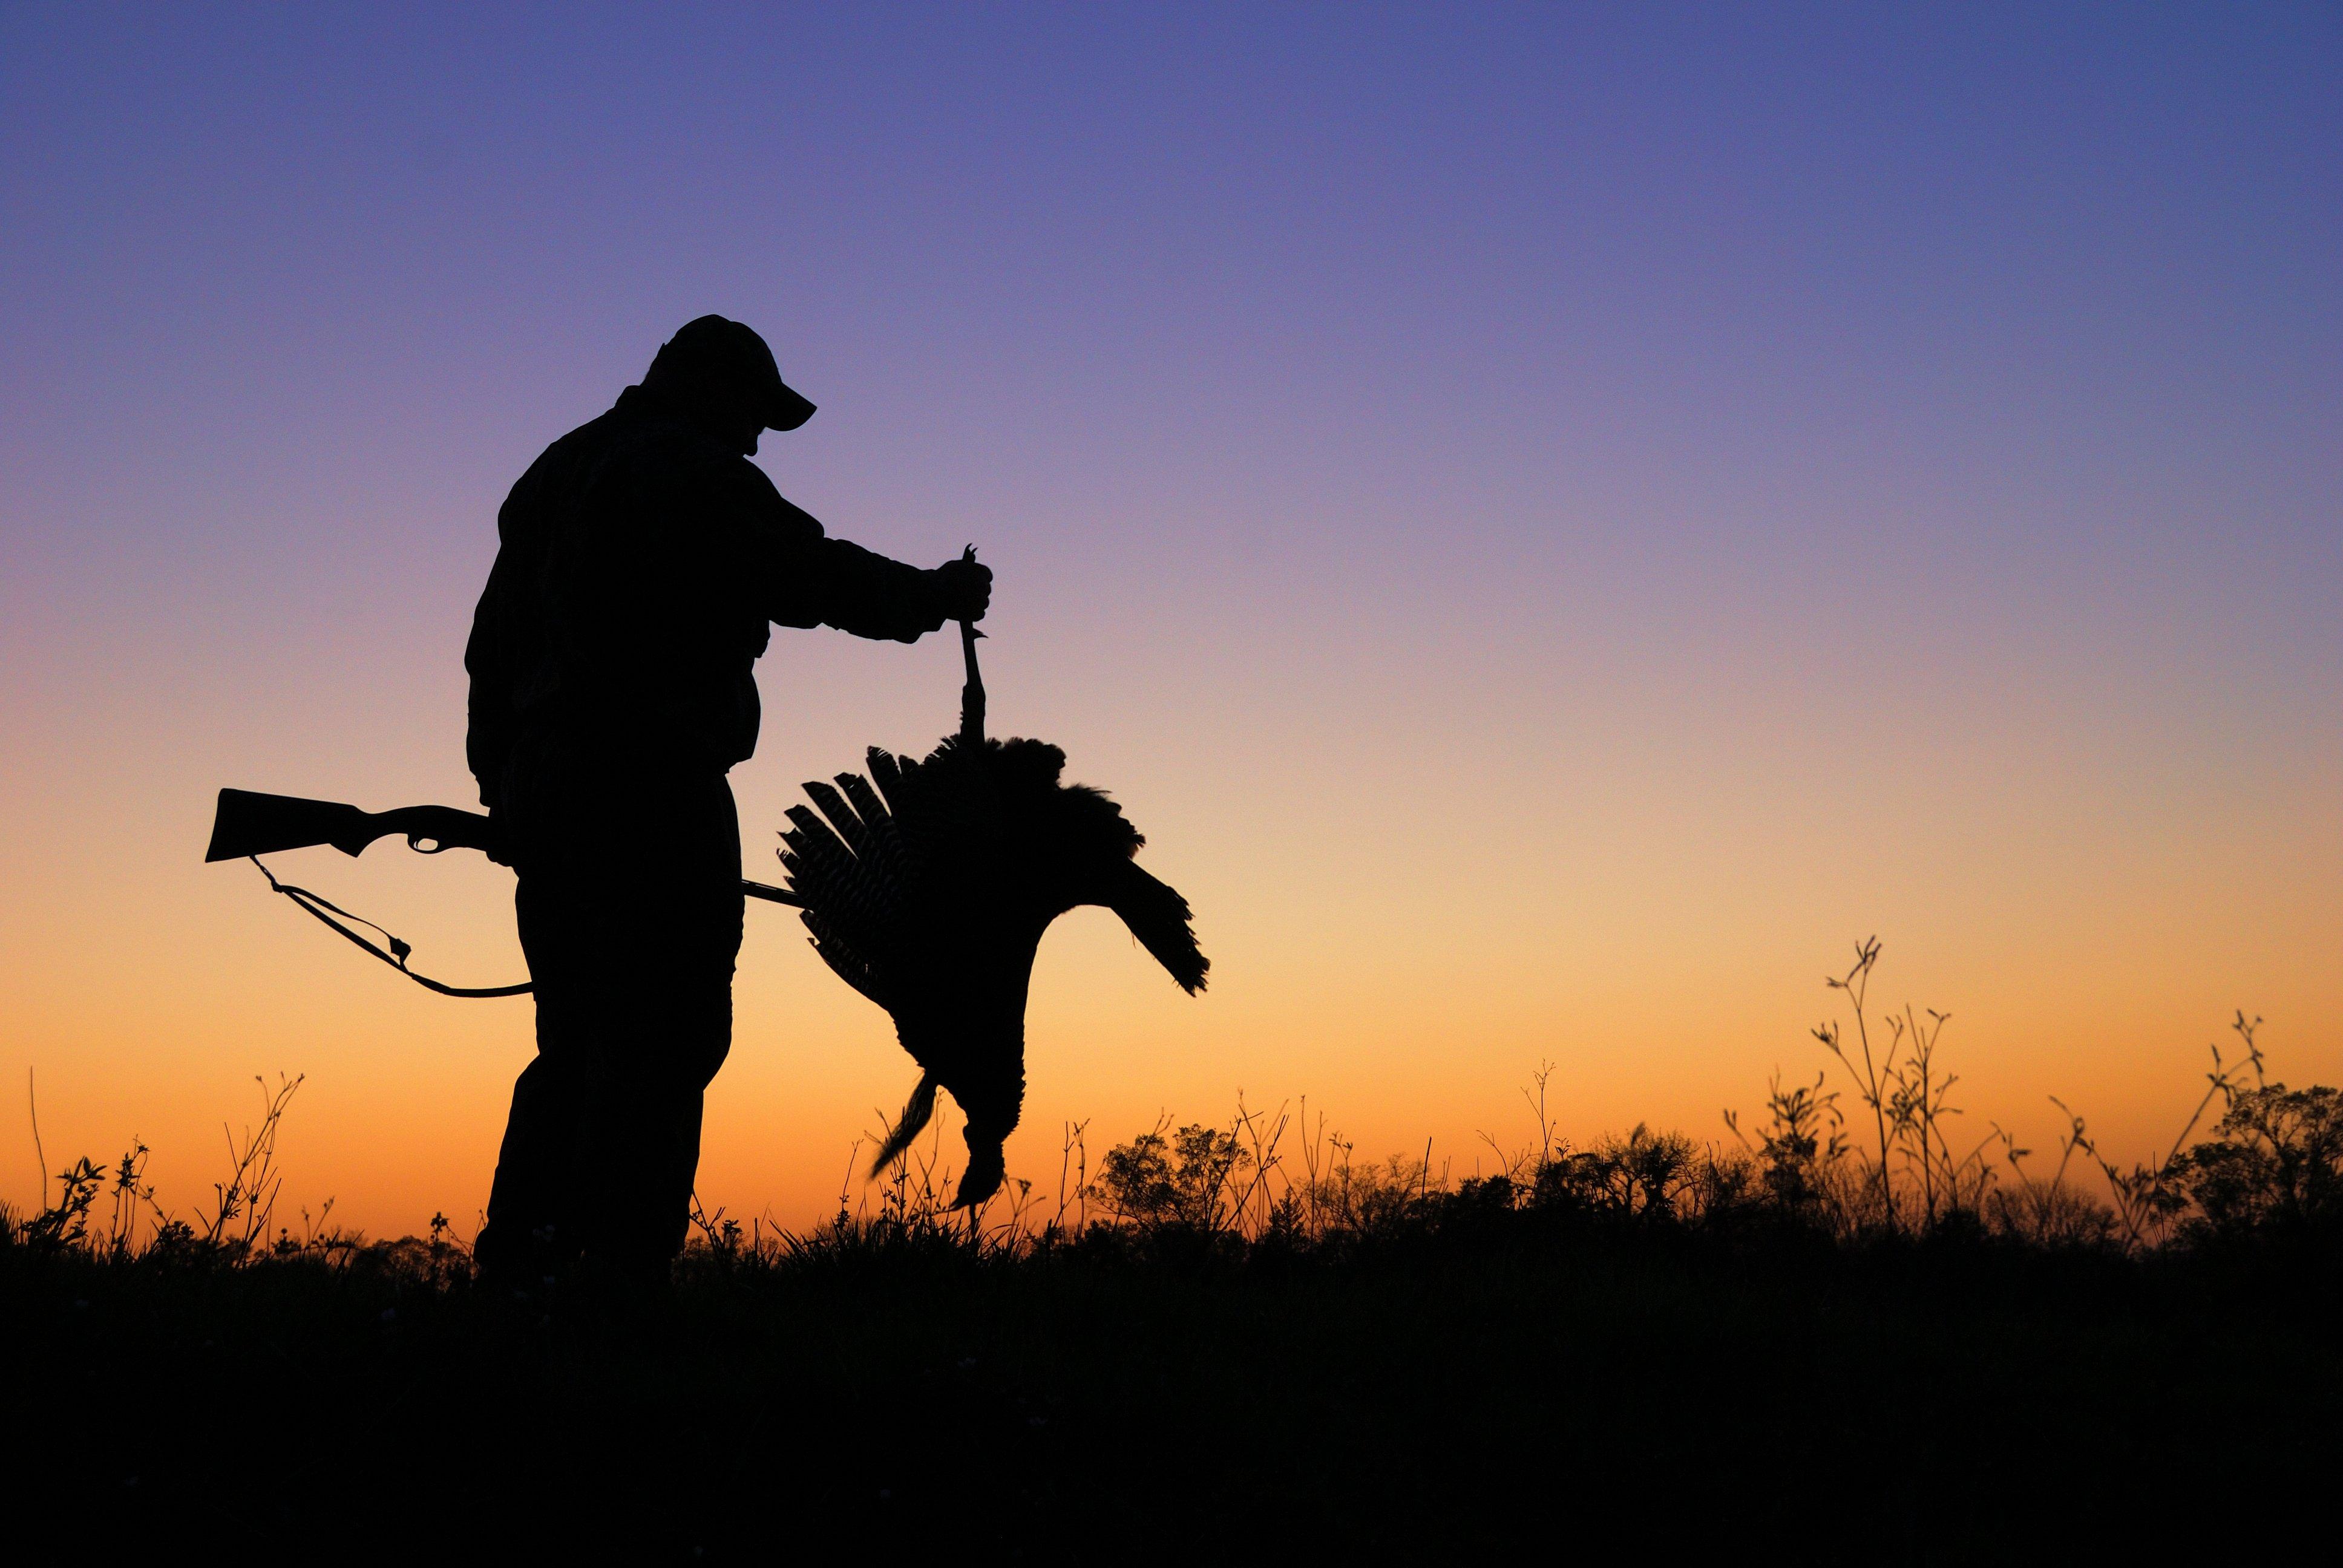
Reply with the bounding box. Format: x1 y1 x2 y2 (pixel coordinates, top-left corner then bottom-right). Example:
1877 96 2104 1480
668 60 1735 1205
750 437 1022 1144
1106 861 1210 994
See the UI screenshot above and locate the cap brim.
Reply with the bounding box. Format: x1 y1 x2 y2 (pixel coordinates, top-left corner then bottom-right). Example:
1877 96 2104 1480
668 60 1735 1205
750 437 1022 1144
766 382 817 432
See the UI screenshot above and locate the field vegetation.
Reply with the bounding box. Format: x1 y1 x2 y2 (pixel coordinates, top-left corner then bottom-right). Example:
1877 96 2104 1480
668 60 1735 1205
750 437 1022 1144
8 940 2339 1559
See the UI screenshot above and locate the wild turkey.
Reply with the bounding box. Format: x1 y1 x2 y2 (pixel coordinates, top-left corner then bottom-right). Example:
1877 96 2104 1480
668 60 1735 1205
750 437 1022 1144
779 618 1207 1207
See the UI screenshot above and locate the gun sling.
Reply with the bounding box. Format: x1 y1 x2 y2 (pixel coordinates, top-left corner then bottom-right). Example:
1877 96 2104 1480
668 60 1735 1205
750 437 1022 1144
214 784 803 998
246 854 537 999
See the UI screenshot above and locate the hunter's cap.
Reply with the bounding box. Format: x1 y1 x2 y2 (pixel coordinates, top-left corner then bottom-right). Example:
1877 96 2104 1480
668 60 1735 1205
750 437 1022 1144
645 315 817 432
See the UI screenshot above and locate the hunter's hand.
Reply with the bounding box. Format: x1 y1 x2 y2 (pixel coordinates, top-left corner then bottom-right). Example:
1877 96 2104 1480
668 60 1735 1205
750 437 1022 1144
934 556 992 623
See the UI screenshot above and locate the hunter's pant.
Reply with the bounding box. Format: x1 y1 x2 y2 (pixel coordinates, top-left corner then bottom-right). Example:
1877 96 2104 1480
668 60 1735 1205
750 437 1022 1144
477 769 743 1280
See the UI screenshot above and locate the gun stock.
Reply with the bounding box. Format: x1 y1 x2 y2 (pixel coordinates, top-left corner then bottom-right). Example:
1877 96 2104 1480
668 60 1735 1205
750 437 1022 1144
205 789 498 862
205 788 801 906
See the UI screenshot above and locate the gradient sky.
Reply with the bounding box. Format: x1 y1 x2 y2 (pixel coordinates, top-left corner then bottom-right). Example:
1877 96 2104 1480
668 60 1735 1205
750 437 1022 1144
4 4 2337 1240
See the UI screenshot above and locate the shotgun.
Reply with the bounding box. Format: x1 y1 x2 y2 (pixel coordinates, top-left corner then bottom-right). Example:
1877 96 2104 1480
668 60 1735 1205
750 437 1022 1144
205 788 801 906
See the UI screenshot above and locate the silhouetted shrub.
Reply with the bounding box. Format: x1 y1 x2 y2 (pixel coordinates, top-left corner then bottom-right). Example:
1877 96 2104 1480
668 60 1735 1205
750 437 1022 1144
1530 1125 1698 1221
1086 1120 1250 1230
2172 1082 2343 1243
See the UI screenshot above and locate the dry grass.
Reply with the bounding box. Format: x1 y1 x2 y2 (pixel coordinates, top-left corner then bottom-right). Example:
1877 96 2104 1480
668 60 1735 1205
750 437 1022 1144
16 939 2332 1274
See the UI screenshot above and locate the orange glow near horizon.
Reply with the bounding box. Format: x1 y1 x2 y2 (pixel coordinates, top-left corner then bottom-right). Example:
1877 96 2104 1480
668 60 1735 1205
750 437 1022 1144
7 607 2337 1241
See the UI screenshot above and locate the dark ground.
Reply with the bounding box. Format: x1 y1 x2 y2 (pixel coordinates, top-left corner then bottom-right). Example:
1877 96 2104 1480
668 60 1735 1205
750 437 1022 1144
6 1220 2335 1563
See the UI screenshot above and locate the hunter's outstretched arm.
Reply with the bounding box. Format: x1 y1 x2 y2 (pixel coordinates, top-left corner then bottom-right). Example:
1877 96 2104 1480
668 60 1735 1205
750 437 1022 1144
747 474 989 642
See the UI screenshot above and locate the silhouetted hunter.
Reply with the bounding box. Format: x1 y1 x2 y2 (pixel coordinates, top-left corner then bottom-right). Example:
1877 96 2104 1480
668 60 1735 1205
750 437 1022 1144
464 316 989 1282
